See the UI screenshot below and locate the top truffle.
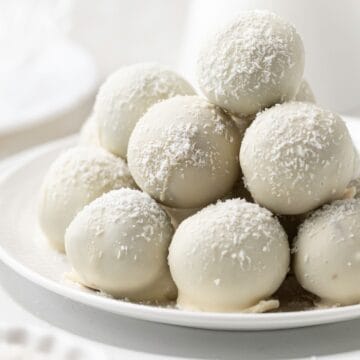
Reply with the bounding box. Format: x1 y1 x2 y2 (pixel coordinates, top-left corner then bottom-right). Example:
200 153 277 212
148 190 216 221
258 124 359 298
197 10 305 116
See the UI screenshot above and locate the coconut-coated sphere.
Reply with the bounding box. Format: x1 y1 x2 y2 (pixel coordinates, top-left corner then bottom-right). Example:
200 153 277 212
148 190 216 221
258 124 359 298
127 96 241 208
294 199 360 305
38 147 136 252
240 102 355 215
79 115 100 146
293 79 316 103
197 10 304 116
94 63 195 158
65 189 176 301
168 199 290 312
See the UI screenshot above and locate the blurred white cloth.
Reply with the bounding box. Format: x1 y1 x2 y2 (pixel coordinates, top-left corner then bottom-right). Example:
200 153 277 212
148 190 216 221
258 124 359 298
0 1 98 158
69 0 190 79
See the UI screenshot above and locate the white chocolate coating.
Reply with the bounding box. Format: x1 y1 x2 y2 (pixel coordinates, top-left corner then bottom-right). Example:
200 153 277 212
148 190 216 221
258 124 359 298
128 96 241 208
197 10 304 116
65 189 176 301
240 102 355 215
79 115 100 147
38 147 136 252
294 79 316 103
294 199 360 305
168 199 289 312
94 63 195 158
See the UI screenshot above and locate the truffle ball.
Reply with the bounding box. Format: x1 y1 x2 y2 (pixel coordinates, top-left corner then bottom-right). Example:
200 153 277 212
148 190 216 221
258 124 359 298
94 63 195 158
197 10 304 116
128 96 241 208
79 115 100 146
294 199 360 305
240 102 355 215
39 147 136 252
65 189 176 301
293 79 316 103
168 199 290 312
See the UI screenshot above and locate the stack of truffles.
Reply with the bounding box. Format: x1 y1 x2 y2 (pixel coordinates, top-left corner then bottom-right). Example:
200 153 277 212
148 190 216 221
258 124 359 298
38 10 360 313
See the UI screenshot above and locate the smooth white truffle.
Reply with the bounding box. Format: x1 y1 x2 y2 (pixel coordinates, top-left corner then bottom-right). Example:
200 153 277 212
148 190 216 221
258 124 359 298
197 10 304 116
79 115 100 146
128 96 241 208
39 147 136 252
240 102 355 215
294 79 316 103
294 199 360 305
94 63 195 158
65 189 176 301
168 199 290 312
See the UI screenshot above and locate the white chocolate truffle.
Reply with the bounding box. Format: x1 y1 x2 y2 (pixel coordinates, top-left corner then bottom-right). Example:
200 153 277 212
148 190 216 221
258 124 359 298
65 189 176 301
94 63 195 158
128 96 241 208
169 199 290 312
39 147 136 252
294 79 316 103
197 10 304 116
294 199 360 305
79 115 100 146
240 102 355 215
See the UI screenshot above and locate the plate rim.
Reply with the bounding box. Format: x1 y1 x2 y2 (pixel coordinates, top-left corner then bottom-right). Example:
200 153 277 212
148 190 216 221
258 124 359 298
1 117 360 330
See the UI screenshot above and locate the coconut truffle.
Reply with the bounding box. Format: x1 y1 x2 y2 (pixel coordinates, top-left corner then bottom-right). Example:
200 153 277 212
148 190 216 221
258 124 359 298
197 10 304 116
293 79 316 103
127 96 241 208
65 189 176 301
38 147 136 252
240 102 355 215
168 199 290 312
79 115 100 146
94 63 195 158
294 199 360 305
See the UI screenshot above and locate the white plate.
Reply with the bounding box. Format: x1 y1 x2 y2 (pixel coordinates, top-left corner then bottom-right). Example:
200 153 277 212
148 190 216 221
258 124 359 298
0 117 360 331
0 323 106 359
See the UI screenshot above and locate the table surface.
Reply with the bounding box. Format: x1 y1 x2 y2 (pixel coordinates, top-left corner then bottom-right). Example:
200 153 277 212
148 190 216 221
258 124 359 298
1 151 360 360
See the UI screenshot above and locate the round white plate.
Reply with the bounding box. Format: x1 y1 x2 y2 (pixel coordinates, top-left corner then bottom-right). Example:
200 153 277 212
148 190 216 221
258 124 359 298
0 117 360 331
0 323 106 359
